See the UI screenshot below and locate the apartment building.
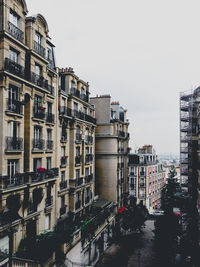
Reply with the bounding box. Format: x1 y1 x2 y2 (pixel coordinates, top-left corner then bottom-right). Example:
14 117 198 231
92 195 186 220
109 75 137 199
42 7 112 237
0 0 59 262
90 95 130 207
0 1 116 266
128 145 166 211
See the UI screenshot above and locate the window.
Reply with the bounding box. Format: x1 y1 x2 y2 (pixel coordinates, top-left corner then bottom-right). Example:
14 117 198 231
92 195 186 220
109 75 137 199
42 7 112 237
61 171 65 182
47 129 52 141
34 126 42 140
74 102 78 111
47 44 53 61
61 97 66 107
85 168 89 177
47 102 52 114
8 121 18 138
83 107 87 114
7 159 19 184
61 195 65 207
34 95 43 112
76 169 80 179
45 214 50 230
33 158 42 171
8 84 19 102
76 146 80 156
9 9 20 27
85 147 89 155
61 147 65 157
71 80 76 89
35 31 42 45
46 157 51 170
9 47 19 63
35 63 42 77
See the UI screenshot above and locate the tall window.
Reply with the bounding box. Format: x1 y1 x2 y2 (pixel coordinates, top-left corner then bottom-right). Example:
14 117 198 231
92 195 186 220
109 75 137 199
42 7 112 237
74 102 78 111
8 121 18 138
76 146 80 156
61 171 65 182
61 147 65 157
35 31 42 45
76 169 80 179
35 63 42 77
34 95 43 112
34 126 42 140
46 157 51 170
47 129 52 141
85 167 89 177
9 10 20 27
33 158 42 171
71 80 76 89
7 159 19 184
8 84 19 102
9 47 19 63
47 102 52 114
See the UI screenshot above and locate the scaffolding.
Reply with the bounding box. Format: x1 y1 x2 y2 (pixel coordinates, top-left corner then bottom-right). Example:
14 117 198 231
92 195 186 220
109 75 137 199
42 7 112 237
180 90 198 189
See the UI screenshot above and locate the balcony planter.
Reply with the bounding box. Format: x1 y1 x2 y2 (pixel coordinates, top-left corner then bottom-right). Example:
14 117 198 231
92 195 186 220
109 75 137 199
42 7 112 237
37 166 46 172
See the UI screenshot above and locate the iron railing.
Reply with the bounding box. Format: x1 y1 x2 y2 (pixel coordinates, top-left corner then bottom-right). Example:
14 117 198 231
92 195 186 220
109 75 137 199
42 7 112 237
60 180 68 190
59 106 72 117
60 156 67 166
75 155 81 165
6 137 23 151
33 41 46 58
32 139 45 150
46 113 55 123
33 106 46 119
4 58 25 78
46 140 53 150
8 21 24 42
6 98 23 115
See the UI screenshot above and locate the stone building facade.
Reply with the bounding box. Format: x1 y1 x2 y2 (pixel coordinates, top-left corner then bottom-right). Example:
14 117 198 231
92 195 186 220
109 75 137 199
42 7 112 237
128 145 166 211
90 95 130 208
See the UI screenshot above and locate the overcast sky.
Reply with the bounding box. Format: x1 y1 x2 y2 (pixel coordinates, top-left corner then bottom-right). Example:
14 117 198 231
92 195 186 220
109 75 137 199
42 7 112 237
26 0 200 155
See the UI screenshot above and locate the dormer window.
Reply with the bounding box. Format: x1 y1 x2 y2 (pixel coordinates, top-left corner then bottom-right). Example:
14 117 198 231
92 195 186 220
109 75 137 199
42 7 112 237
35 31 42 45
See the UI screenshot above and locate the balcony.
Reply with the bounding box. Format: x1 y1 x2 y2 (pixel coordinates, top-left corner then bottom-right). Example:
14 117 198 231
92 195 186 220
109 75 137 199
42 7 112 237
72 109 96 124
85 154 93 164
75 133 82 143
59 106 72 117
33 41 46 58
6 137 23 151
0 168 59 190
46 113 55 124
75 155 82 165
46 140 53 150
60 156 67 166
4 58 25 78
75 200 81 210
6 98 23 115
70 87 80 98
80 93 89 102
30 72 54 95
8 21 24 42
45 196 53 207
75 177 83 187
33 106 46 120
32 139 45 151
60 180 68 190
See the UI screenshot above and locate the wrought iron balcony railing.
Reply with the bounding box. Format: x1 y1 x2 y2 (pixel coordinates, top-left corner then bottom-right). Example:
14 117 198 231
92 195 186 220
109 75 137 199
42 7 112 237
118 131 126 138
45 196 53 207
75 177 83 187
33 41 46 58
59 106 72 117
46 113 55 123
80 93 89 102
8 21 24 42
30 72 54 95
6 98 23 115
33 106 46 120
32 139 45 150
0 168 59 189
85 135 93 144
4 58 25 78
46 140 53 150
70 87 80 98
6 137 23 151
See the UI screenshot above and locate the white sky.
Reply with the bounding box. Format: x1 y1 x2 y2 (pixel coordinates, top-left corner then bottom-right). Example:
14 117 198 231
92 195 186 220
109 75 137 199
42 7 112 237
26 0 200 155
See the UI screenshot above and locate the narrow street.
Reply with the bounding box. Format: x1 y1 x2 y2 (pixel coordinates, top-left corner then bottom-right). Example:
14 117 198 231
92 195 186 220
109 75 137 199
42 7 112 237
96 220 156 267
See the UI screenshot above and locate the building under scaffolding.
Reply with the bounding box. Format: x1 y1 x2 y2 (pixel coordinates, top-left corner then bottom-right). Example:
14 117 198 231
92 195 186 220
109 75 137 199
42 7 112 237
180 88 200 264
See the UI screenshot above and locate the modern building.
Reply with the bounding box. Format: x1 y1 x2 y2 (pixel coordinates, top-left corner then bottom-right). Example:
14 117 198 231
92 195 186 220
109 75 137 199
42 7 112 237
90 95 130 208
128 145 166 211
